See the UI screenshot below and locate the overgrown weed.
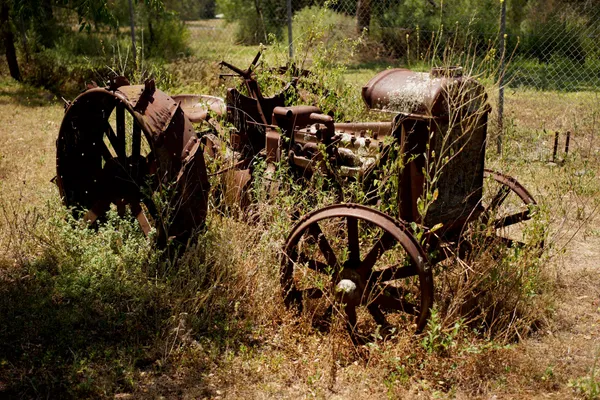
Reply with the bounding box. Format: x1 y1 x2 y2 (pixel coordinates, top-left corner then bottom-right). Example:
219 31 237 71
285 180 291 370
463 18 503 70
570 346 600 399
1 6 599 399
0 198 285 398
200 6 564 390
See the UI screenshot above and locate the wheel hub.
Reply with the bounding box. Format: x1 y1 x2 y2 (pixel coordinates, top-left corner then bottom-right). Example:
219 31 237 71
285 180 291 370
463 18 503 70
335 268 365 307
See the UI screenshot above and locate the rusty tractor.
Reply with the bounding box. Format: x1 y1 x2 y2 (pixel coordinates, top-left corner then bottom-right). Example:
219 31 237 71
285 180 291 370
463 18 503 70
56 54 541 338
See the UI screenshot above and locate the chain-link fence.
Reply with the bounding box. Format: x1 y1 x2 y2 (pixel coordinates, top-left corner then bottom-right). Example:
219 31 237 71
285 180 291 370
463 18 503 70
199 0 600 93
181 0 598 149
340 0 600 91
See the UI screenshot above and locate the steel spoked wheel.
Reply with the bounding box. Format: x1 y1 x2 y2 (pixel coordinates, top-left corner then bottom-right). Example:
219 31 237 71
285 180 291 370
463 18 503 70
479 169 543 248
56 81 209 242
281 204 433 340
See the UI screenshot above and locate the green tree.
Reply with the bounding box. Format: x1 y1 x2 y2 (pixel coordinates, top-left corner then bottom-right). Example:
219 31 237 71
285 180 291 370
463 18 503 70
217 0 284 44
217 0 319 45
1 0 187 82
165 0 215 20
2 0 116 81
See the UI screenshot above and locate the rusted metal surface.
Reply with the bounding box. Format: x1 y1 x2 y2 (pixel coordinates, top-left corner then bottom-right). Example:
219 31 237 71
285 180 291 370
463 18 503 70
56 79 209 242
225 87 292 158
208 56 519 336
483 169 536 205
364 68 490 230
223 168 252 210
209 57 542 339
171 94 226 123
281 203 433 335
482 169 537 230
55 54 542 338
334 122 392 138
289 118 385 178
397 111 488 230
362 67 486 117
363 68 443 114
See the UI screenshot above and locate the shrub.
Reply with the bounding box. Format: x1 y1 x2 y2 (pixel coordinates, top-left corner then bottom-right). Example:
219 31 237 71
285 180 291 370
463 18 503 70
217 0 286 45
292 6 357 47
0 204 163 397
144 14 191 60
22 49 111 95
0 194 281 397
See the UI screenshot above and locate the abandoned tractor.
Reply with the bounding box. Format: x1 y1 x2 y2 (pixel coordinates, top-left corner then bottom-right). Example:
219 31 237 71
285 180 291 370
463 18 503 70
55 54 541 339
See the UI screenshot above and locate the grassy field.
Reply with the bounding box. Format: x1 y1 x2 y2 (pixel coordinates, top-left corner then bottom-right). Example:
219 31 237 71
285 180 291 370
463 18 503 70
1 19 600 400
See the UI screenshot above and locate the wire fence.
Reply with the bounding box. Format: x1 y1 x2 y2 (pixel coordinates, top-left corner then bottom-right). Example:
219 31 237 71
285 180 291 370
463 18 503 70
204 0 600 92
180 0 600 155
345 0 600 91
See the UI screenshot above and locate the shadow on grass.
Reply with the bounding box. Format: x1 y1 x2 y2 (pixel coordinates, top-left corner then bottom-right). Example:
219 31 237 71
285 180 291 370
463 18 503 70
0 260 164 398
348 59 405 71
0 253 261 399
0 80 58 108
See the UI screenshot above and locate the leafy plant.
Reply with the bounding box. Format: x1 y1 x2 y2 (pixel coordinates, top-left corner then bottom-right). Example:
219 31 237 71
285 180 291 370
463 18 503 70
570 347 600 400
421 307 463 356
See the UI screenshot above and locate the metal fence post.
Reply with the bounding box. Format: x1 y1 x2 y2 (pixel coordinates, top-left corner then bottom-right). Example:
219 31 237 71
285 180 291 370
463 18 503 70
497 0 506 155
128 0 136 65
287 0 293 59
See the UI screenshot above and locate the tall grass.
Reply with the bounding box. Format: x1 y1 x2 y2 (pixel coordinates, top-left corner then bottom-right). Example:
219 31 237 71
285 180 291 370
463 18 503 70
1 8 599 397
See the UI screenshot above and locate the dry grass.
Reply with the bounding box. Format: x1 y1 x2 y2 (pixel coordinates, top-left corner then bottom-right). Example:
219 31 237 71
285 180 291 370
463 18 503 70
0 79 63 262
1 56 600 399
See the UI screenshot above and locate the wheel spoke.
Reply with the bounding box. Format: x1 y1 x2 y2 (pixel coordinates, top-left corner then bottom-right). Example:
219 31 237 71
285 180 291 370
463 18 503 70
83 199 111 224
281 272 301 310
488 185 510 213
299 287 324 299
105 123 125 161
116 198 127 217
345 303 357 329
305 259 330 273
488 235 523 248
131 202 152 235
370 262 418 283
311 304 334 331
116 102 126 160
374 292 418 315
282 204 432 338
98 141 114 163
307 223 338 269
367 304 389 327
494 210 531 229
146 152 158 175
347 216 360 266
141 197 158 220
357 231 396 277
131 121 141 168
479 170 542 252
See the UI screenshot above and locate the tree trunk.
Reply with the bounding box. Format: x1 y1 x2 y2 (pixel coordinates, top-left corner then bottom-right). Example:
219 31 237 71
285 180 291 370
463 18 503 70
356 0 372 34
1 1 21 81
